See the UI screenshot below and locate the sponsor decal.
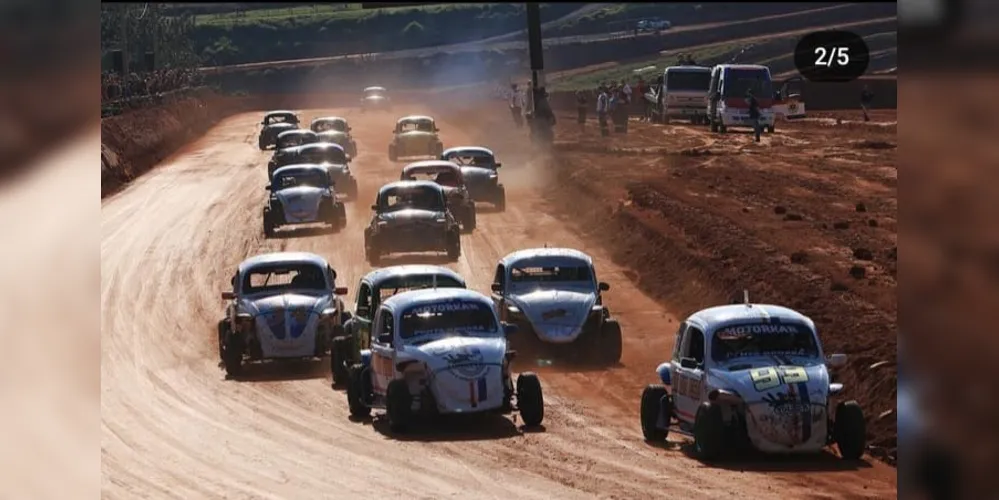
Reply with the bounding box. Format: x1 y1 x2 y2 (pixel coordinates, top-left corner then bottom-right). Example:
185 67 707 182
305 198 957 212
717 324 804 337
442 345 489 379
411 301 482 314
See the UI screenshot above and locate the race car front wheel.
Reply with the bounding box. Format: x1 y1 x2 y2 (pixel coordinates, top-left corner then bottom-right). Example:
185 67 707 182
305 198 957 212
600 320 623 365
640 384 671 442
330 337 351 387
386 379 412 433
347 363 372 418
221 331 245 378
446 232 461 261
834 400 867 460
693 401 725 461
516 372 545 427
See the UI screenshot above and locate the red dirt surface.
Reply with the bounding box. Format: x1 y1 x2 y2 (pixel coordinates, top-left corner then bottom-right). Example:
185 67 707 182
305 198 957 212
541 109 899 455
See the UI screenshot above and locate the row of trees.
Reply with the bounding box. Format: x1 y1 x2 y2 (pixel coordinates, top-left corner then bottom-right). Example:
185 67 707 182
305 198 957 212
101 3 200 73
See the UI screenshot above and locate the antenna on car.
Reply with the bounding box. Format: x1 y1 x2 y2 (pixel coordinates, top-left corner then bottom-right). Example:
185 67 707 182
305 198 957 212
744 289 751 307
432 273 437 290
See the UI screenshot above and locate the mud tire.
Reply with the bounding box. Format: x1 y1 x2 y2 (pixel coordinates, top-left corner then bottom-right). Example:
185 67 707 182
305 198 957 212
386 379 412 433
516 372 544 427
693 401 726 461
347 363 372 418
640 384 671 442
834 400 867 460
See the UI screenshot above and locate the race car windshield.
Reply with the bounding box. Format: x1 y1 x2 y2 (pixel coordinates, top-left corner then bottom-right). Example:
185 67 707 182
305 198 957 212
722 69 773 98
666 71 711 91
510 265 593 284
274 172 326 189
400 121 433 133
399 301 499 341
377 276 465 304
365 89 385 98
266 115 297 125
446 154 496 168
243 264 327 294
381 190 444 212
711 323 820 362
278 134 314 148
301 148 346 164
314 121 345 132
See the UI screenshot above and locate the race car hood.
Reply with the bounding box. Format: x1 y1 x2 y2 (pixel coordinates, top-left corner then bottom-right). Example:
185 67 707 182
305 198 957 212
396 131 438 141
459 166 498 184
262 123 296 137
400 335 507 413
508 288 596 342
377 209 446 224
244 293 332 342
274 186 326 222
709 357 830 451
317 132 350 145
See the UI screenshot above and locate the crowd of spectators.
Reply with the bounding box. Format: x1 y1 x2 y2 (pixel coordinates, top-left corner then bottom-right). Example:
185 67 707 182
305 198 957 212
101 68 206 116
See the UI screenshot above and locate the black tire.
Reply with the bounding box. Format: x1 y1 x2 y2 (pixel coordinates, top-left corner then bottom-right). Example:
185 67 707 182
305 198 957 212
446 232 461 261
330 337 351 387
600 320 623 365
385 379 412 433
767 125 775 134
463 206 477 233
263 210 276 238
640 384 671 442
494 186 506 212
719 124 727 134
217 320 229 363
834 400 866 460
347 363 372 418
434 142 444 157
516 372 544 427
366 240 382 266
710 118 719 133
693 401 726 461
222 330 245 378
258 137 267 151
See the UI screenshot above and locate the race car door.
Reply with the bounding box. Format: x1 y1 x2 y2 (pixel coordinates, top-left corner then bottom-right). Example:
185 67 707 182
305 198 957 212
370 307 396 397
490 264 508 319
673 325 706 423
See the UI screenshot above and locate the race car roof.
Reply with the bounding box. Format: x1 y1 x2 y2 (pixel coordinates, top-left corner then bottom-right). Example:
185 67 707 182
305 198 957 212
362 265 467 288
238 252 329 274
377 180 445 196
382 287 491 312
364 86 386 91
442 146 495 158
687 303 816 335
311 116 347 124
397 115 434 123
264 110 298 118
276 129 318 138
402 160 461 173
271 164 329 179
500 247 594 268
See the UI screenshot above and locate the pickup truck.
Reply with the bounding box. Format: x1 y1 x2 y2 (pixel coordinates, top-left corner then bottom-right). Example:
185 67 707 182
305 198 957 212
643 65 712 125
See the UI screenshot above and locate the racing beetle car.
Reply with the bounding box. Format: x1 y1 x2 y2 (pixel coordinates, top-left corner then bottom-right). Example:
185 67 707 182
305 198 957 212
268 142 359 199
275 129 320 152
310 116 358 157
331 265 468 386
258 111 301 150
388 115 444 162
364 181 462 265
360 86 391 111
400 160 477 232
345 287 545 432
218 252 350 377
639 294 867 462
491 248 622 365
440 146 506 211
263 164 347 237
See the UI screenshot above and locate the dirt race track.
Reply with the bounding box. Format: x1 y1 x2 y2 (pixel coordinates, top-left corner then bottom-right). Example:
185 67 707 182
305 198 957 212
101 97 897 498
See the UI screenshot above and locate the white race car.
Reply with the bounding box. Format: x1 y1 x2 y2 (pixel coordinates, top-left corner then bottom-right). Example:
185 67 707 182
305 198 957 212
639 294 867 461
263 164 347 237
218 252 350 377
491 247 622 365
345 288 544 433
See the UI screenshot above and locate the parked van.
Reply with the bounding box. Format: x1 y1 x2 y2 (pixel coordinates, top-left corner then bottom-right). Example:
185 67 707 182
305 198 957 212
646 65 712 125
706 64 776 134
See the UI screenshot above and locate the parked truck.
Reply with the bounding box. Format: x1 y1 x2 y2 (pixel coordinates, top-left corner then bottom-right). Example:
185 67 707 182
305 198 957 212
643 65 713 125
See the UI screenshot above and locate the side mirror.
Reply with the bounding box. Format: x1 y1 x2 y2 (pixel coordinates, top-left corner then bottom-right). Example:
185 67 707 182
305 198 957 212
221 291 236 300
370 204 378 211
826 353 848 368
377 333 393 345
335 286 348 295
502 322 518 336
598 282 610 292
491 283 503 293
679 357 699 369
494 163 502 168
264 185 271 190
356 306 370 318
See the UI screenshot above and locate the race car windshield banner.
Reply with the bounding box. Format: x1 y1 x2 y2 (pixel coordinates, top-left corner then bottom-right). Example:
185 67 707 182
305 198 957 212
401 301 498 339
711 323 820 361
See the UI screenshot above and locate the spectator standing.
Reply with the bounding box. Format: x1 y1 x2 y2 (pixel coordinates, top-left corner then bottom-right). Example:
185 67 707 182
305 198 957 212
746 89 761 142
616 87 629 134
575 90 588 131
596 85 610 136
860 84 874 122
509 84 524 128
635 77 648 122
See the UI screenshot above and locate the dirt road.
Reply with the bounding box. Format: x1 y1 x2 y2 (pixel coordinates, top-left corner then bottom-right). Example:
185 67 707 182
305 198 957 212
101 103 897 498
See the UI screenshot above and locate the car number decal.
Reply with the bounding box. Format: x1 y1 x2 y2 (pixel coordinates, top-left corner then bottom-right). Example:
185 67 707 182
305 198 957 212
750 366 809 391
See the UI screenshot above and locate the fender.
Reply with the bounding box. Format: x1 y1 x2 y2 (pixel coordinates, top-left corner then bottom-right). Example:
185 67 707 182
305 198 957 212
656 361 672 385
360 349 372 368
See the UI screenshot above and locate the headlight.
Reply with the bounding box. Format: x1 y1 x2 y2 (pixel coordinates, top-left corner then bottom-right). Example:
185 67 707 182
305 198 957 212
507 305 520 314
377 221 388 227
436 218 446 223
236 313 254 330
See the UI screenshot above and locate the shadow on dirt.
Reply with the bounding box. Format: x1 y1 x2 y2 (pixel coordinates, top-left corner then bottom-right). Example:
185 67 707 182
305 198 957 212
374 254 456 266
224 358 329 382
265 224 343 239
351 412 538 442
677 443 874 472
473 204 506 214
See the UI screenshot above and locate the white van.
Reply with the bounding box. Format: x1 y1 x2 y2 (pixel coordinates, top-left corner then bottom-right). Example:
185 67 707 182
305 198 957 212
706 64 776 134
657 66 712 124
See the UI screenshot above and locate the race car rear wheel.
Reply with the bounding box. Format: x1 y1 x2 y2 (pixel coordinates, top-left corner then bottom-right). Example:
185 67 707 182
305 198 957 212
693 401 726 461
263 209 276 238
494 185 507 212
640 384 671 442
347 363 372 418
767 125 775 134
258 137 268 151
365 242 382 266
600 320 623 365
445 232 462 261
462 206 477 233
330 337 352 387
386 379 412 433
516 372 544 427
834 400 866 460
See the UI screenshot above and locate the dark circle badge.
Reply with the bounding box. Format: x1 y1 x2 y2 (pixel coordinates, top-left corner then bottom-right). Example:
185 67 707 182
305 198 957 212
793 30 870 83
